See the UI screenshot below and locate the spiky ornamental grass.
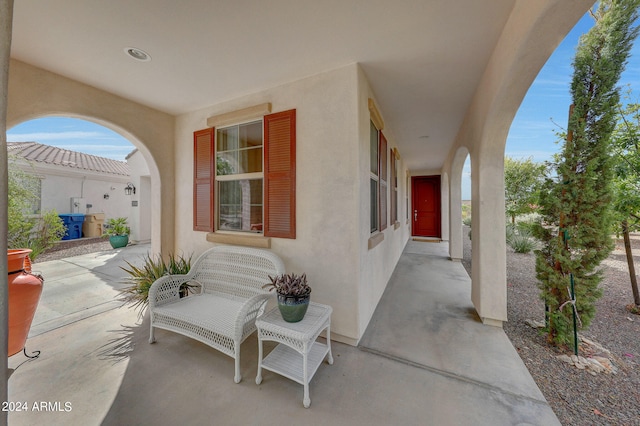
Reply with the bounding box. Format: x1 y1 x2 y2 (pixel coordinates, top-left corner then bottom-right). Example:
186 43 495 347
534 0 640 346
119 252 193 317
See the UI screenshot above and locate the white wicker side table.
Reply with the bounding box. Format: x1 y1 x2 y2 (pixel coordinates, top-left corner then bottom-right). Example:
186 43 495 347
255 302 333 408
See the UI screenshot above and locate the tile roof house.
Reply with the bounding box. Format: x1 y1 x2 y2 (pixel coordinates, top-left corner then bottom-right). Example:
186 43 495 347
1 0 595 406
8 141 134 230
8 141 130 176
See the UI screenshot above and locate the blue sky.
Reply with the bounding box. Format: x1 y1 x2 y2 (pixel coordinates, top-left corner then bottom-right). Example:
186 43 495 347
460 10 640 199
506 12 640 161
7 117 135 161
7 10 640 198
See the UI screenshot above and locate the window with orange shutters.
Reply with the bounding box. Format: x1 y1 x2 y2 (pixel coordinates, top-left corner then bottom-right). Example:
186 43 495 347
192 109 296 239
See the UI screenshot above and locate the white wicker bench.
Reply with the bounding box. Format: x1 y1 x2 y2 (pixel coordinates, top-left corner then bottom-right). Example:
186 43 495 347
148 245 285 383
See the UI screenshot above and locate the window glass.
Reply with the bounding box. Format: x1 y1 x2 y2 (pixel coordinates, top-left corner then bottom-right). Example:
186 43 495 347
216 120 264 233
217 121 262 175
370 178 378 233
218 179 263 232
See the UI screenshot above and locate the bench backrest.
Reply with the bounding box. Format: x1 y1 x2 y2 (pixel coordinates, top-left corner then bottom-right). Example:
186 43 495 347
190 245 285 299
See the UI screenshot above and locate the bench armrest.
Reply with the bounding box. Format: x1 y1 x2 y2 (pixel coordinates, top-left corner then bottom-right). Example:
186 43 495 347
149 274 194 309
234 293 273 340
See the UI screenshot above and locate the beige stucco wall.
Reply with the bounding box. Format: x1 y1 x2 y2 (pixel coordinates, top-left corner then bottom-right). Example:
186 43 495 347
175 64 410 344
176 65 363 343
6 59 175 255
127 150 152 243
356 65 411 338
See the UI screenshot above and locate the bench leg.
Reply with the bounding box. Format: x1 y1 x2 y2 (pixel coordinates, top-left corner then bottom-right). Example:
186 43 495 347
234 345 241 383
326 324 333 365
256 336 263 385
149 323 156 344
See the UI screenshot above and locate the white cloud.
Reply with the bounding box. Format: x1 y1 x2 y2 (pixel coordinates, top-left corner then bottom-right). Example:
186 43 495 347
54 144 132 152
7 131 105 142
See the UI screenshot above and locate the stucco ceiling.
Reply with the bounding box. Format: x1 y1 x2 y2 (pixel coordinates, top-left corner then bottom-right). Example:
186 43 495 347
10 0 517 171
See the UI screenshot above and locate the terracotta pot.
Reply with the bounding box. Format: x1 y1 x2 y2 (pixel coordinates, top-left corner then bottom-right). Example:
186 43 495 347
7 249 44 356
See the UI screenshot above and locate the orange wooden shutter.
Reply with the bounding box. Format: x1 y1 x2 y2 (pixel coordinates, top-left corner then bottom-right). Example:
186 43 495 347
264 109 296 239
193 128 214 232
379 132 388 231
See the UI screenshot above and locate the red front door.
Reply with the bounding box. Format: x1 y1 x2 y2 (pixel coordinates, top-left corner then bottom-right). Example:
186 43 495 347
412 176 441 238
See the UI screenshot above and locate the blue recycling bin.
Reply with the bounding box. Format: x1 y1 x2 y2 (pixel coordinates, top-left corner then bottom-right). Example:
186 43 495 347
59 214 85 240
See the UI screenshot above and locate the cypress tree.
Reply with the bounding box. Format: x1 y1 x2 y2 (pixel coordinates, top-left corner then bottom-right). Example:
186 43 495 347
535 0 640 346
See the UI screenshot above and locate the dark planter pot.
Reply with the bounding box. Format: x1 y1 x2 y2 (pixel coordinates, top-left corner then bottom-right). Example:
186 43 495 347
109 235 129 249
277 293 310 323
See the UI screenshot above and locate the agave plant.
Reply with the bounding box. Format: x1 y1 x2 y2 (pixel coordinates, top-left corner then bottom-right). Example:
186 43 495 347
119 252 193 316
262 273 311 296
103 217 130 237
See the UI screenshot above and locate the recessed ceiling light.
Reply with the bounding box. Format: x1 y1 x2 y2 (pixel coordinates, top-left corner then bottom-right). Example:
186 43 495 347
124 47 151 62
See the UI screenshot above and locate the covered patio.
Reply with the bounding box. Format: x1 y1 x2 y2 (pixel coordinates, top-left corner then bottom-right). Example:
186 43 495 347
8 242 558 425
2 1 593 421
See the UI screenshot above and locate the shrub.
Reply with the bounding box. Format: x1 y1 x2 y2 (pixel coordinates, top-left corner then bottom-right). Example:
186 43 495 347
509 233 536 254
7 162 66 260
506 222 537 254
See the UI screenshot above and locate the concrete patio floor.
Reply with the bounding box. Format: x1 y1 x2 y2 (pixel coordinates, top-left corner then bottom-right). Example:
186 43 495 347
6 241 559 425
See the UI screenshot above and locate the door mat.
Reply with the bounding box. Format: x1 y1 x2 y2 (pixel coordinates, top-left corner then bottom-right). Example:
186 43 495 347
412 238 441 243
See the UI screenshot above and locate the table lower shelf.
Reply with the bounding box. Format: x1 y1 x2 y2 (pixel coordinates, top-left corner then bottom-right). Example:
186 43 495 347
260 341 330 385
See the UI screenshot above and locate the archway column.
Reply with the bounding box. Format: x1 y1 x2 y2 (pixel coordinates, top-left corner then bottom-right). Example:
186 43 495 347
447 148 468 261
1 0 14 418
470 148 507 326
440 173 450 243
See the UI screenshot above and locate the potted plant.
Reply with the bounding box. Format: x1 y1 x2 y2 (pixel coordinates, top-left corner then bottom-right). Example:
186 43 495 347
263 273 311 322
103 217 130 248
119 252 193 317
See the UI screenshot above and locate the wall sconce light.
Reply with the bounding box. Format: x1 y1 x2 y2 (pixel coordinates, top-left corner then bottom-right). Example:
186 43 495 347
103 194 110 199
124 182 136 195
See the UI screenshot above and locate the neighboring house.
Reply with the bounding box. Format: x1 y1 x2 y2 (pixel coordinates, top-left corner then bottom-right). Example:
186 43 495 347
7 141 134 236
3 1 596 345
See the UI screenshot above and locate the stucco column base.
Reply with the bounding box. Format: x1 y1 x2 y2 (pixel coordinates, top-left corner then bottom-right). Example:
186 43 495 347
449 257 462 262
481 317 503 328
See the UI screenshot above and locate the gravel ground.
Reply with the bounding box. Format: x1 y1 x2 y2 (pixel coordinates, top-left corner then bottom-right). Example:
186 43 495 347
33 237 113 263
462 226 640 426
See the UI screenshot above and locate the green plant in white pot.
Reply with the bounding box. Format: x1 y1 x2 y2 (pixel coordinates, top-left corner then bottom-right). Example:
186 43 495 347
263 273 311 322
103 217 130 249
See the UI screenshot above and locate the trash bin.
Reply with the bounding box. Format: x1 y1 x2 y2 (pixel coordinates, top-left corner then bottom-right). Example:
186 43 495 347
83 213 105 238
59 213 85 240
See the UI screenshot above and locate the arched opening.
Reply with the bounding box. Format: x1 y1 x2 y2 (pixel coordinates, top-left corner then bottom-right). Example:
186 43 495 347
8 116 154 246
5 116 158 420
